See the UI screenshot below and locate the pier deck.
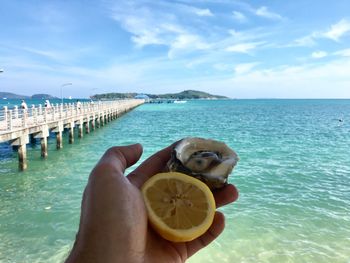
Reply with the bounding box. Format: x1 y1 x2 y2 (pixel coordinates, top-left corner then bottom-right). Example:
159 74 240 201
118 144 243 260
0 99 144 170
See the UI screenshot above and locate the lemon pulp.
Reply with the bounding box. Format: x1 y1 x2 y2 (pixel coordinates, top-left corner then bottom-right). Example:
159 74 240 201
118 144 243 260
142 172 216 242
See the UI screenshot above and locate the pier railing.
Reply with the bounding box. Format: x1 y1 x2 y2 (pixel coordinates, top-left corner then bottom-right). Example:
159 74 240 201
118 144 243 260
0 99 144 170
0 100 142 133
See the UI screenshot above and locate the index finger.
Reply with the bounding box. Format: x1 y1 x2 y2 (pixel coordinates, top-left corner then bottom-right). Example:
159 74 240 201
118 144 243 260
127 142 176 188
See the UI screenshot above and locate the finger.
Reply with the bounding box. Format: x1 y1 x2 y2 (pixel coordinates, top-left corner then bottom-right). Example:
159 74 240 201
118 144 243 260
213 184 239 208
127 142 176 188
186 211 225 258
94 144 143 175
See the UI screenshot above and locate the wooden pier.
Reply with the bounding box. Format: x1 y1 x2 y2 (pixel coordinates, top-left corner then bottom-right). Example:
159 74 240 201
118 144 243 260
0 99 144 170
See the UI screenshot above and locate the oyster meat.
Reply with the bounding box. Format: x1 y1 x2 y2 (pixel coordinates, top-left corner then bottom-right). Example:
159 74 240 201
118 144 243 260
167 137 239 189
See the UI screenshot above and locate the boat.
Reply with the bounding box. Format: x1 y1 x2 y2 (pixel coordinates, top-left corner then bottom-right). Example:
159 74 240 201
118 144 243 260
174 100 187 104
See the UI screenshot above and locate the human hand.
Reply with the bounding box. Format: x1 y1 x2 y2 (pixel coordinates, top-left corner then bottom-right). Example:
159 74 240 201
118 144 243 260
65 143 239 263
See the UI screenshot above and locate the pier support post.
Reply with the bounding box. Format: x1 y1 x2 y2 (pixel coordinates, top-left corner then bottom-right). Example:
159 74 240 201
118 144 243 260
69 128 74 143
76 119 84 138
41 137 48 158
65 122 75 144
91 118 96 130
96 117 100 128
74 119 84 138
11 134 29 171
52 122 64 150
18 144 27 170
56 131 63 149
79 125 83 138
33 125 49 158
85 121 90 134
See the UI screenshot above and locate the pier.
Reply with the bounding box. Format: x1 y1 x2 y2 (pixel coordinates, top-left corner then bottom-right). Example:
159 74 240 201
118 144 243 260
0 99 144 170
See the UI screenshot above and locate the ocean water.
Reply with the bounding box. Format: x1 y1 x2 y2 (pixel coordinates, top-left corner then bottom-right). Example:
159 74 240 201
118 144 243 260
0 99 349 262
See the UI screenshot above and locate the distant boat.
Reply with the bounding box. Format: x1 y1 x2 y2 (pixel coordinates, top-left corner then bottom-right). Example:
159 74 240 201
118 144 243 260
68 96 72 100
3 97 7 100
174 100 187 104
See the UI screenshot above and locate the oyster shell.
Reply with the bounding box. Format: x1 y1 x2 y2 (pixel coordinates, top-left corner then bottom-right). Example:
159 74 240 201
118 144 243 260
167 137 239 189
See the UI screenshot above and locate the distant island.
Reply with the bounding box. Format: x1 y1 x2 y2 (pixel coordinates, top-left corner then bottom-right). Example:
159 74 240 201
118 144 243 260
0 90 228 100
0 92 58 100
91 90 228 100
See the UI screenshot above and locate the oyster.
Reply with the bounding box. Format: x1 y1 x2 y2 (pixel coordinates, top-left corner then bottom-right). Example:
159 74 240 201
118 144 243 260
167 137 239 189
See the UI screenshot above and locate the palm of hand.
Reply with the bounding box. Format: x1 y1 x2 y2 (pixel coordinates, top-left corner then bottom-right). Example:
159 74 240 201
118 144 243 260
66 143 238 263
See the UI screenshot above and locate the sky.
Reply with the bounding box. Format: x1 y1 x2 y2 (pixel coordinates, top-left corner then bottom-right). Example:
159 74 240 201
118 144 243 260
0 0 350 98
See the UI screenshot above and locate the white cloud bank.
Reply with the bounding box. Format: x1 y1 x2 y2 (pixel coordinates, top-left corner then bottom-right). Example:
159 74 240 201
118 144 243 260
294 19 350 46
322 19 350 41
255 6 283 20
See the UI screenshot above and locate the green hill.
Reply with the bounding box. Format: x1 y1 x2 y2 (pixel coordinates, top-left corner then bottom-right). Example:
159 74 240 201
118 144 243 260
0 92 29 99
0 92 58 99
31 94 58 99
92 90 228 100
154 90 227 99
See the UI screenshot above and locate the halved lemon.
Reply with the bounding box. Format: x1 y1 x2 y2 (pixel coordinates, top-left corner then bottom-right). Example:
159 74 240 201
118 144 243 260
141 172 216 242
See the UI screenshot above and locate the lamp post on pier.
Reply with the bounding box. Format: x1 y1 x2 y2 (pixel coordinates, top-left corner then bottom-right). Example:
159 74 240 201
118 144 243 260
60 83 72 104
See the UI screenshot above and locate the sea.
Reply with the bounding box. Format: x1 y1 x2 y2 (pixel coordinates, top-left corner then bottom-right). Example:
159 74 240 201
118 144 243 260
0 99 349 263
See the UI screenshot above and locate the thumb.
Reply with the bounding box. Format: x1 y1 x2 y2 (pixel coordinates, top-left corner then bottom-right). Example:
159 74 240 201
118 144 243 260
96 144 143 174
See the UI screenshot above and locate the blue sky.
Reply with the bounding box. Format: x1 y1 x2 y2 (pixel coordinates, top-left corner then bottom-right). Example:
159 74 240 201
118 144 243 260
0 0 350 98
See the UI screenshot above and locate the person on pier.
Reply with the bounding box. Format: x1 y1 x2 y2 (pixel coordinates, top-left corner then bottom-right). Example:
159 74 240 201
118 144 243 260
20 100 28 110
44 100 51 109
76 100 82 110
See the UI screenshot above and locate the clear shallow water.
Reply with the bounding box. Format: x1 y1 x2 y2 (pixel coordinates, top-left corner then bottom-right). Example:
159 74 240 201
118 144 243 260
0 99 350 262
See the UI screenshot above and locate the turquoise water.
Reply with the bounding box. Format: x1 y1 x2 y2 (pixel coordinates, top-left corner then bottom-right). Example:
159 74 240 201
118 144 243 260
0 99 350 262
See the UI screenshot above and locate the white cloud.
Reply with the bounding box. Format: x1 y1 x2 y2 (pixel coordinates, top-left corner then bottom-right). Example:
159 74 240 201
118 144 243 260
182 57 350 98
232 11 247 23
322 19 350 41
293 36 316 47
255 6 283 20
225 42 261 53
228 29 246 40
168 34 210 59
109 2 212 57
311 51 327 59
194 8 213 17
293 19 350 47
334 48 350 57
229 58 350 98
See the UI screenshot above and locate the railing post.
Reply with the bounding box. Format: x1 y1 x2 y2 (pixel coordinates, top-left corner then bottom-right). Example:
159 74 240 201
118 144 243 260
60 104 63 119
44 108 47 122
8 110 13 130
31 104 35 117
14 106 19 119
3 106 8 127
52 106 56 121
22 109 27 128
33 107 38 124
